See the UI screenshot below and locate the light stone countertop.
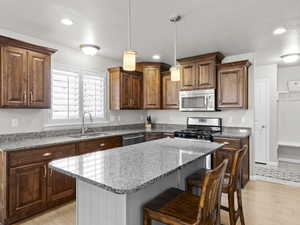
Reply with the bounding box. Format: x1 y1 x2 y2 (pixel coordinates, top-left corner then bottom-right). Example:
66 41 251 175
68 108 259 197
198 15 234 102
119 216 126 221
49 138 223 194
0 129 176 152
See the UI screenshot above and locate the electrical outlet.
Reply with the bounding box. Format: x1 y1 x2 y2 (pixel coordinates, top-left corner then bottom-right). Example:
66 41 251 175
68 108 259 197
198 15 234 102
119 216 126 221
11 118 19 127
118 116 121 121
110 116 115 122
140 115 144 121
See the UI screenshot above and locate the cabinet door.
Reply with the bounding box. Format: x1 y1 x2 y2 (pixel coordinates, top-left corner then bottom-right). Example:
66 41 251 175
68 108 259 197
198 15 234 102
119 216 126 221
218 67 247 108
180 63 196 90
143 67 161 109
47 168 75 207
162 74 179 109
121 73 132 109
131 74 142 109
196 60 216 89
9 163 47 218
1 46 28 107
28 51 51 108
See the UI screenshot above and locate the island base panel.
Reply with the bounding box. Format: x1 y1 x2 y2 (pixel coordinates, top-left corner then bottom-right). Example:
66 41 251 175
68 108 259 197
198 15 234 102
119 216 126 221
76 158 206 225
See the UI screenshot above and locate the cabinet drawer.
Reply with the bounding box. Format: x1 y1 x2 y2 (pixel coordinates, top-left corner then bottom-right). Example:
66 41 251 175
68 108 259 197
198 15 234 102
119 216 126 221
213 138 241 150
8 144 76 167
78 136 122 154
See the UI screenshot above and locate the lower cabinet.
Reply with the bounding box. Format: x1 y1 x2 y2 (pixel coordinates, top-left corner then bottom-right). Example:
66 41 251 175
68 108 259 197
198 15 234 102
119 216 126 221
2 136 122 225
8 162 47 221
47 168 75 207
145 132 174 141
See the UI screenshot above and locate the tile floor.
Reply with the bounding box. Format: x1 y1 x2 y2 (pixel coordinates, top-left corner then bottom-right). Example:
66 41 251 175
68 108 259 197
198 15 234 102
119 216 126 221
255 161 300 183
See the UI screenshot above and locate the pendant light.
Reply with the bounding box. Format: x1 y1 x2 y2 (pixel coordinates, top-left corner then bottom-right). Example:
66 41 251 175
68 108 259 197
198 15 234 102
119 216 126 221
123 0 137 71
170 15 181 82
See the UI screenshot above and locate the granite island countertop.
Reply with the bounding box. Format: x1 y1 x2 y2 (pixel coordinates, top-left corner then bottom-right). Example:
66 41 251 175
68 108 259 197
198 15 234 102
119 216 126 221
49 138 223 194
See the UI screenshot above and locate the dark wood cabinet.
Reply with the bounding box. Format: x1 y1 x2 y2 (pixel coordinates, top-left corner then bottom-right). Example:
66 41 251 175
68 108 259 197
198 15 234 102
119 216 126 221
1 46 28 107
8 163 47 219
0 35 56 109
47 168 75 207
109 67 143 110
217 60 251 109
178 52 224 90
28 51 51 108
0 136 124 224
136 62 170 109
213 137 250 187
162 71 180 109
78 136 122 154
180 63 196 90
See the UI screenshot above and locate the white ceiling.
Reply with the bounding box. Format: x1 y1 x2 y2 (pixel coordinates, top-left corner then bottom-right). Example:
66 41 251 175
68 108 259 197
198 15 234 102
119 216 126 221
0 0 300 66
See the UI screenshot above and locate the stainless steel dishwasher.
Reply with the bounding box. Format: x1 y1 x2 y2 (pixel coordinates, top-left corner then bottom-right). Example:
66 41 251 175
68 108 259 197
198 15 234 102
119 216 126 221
122 133 146 146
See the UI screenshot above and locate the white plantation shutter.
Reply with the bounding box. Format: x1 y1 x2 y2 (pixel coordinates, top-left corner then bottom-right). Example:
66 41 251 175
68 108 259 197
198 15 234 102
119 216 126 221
83 74 105 118
51 69 80 120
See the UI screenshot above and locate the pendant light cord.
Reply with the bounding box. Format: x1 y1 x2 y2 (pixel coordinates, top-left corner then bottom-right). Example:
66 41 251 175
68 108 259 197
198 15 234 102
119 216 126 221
128 0 132 50
174 21 177 67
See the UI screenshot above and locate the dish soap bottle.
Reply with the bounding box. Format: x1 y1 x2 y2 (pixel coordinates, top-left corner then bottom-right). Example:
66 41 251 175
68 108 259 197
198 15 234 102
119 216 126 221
145 116 152 131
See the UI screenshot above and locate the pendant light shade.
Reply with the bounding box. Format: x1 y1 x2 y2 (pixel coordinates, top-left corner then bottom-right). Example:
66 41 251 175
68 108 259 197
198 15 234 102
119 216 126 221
170 65 181 81
170 15 181 82
123 50 137 71
123 0 137 71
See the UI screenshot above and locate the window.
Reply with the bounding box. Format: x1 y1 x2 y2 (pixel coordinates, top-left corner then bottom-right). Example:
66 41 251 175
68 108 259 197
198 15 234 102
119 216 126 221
50 66 106 124
83 74 105 119
52 69 80 120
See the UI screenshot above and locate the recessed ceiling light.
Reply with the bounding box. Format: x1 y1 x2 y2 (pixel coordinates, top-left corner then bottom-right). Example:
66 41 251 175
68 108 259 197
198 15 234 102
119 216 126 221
273 27 287 35
80 44 100 56
152 54 161 60
281 53 300 63
61 18 73 26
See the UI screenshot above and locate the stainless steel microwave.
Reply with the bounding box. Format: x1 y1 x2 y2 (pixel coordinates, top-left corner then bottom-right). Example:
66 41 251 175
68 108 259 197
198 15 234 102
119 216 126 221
179 89 215 112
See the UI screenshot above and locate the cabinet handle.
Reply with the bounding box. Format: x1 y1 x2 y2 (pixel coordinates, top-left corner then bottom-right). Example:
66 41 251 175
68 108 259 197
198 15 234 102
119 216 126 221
30 91 33 103
44 165 47 178
24 91 27 103
43 152 52 157
99 143 105 147
50 168 53 177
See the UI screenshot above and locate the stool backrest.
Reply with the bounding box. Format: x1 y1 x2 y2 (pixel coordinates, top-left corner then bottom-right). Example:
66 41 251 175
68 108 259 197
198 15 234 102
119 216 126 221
228 145 248 189
198 159 228 225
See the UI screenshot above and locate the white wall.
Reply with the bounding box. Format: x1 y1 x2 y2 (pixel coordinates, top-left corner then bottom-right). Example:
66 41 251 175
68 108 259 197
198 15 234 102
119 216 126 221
0 28 146 134
254 64 278 163
148 53 255 128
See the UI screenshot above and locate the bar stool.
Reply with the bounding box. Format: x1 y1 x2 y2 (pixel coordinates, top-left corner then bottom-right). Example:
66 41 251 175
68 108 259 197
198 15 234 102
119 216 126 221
143 159 228 225
186 145 248 225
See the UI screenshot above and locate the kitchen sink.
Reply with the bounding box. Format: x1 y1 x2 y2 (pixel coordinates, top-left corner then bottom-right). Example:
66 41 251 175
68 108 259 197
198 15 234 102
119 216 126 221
69 132 108 138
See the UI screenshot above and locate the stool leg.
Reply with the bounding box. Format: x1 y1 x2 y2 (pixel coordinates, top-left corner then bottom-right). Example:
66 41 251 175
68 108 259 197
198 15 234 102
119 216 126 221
237 189 245 225
186 182 193 193
144 211 151 225
228 192 236 225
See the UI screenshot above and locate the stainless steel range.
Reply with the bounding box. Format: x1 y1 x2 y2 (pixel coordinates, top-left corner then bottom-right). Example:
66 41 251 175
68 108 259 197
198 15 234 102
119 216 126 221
174 117 222 141
174 117 222 169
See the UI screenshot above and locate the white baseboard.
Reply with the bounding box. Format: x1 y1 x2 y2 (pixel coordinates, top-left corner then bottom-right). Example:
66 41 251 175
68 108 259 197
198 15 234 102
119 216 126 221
279 157 300 164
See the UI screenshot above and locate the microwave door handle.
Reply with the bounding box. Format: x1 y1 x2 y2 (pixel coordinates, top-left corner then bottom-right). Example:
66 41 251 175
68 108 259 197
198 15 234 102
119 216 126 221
204 96 208 109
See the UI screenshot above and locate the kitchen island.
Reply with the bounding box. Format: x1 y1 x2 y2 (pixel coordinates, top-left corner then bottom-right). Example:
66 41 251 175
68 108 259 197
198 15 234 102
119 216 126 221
50 138 223 225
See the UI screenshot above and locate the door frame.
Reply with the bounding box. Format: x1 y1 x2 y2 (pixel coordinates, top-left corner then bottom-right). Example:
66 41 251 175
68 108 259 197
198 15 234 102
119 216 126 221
254 78 271 163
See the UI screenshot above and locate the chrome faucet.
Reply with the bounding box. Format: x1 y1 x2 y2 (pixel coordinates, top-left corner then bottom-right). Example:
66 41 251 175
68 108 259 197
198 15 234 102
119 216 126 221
81 111 93 135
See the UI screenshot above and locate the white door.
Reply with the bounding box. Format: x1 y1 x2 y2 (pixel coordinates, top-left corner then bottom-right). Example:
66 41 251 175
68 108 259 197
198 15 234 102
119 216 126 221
254 78 269 163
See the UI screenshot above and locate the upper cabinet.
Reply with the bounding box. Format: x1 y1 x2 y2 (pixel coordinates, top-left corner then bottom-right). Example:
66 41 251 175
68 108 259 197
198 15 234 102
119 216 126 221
108 67 143 110
162 71 180 109
136 62 170 109
0 36 57 108
178 52 224 90
217 60 251 109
